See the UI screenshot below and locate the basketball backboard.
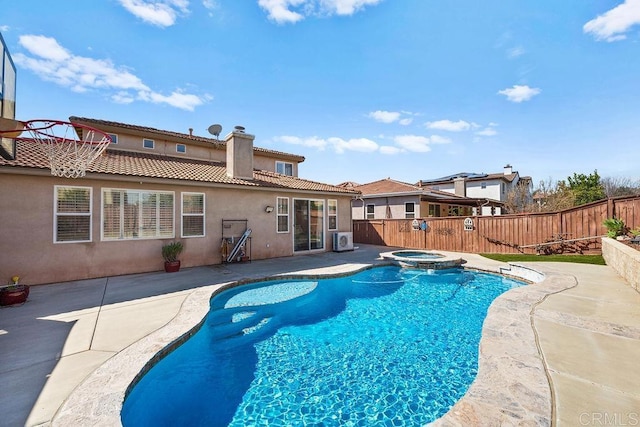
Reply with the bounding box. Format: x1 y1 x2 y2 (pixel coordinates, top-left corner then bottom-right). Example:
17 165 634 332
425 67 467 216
0 31 17 160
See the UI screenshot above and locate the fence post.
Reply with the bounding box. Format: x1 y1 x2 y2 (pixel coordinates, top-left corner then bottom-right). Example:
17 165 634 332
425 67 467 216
608 198 615 219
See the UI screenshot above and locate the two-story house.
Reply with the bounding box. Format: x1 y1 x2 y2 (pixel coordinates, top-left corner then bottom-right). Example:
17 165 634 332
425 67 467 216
0 117 358 285
346 178 504 220
417 165 532 215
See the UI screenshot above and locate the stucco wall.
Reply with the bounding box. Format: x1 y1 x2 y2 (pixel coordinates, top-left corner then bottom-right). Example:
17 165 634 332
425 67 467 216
351 196 421 220
0 173 352 285
601 237 640 292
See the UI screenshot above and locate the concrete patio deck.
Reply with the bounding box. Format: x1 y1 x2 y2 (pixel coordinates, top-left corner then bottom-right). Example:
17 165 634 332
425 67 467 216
1 244 638 426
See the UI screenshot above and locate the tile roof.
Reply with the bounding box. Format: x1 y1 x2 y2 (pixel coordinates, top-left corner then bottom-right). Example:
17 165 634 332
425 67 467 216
69 116 306 162
354 178 423 195
0 139 358 195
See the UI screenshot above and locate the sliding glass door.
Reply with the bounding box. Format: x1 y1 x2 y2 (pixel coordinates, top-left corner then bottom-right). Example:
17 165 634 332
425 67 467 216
293 199 324 252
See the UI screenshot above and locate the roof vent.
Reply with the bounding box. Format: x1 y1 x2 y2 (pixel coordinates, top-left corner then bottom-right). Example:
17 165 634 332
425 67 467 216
234 125 245 133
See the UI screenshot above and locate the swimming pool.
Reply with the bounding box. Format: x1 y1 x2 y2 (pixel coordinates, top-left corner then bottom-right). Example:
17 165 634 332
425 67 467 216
121 266 524 426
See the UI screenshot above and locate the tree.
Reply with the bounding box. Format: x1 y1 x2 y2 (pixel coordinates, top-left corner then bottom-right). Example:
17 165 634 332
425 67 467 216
601 176 640 198
531 178 574 212
504 181 535 213
566 170 605 206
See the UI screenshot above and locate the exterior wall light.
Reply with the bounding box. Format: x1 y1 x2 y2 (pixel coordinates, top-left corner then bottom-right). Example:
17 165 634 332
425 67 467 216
265 206 274 213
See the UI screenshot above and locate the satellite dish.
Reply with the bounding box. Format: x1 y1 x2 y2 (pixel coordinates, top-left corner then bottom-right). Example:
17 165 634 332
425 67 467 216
207 124 222 139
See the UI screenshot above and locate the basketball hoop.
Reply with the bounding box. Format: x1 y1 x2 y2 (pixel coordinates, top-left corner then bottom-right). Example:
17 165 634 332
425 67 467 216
8 119 112 178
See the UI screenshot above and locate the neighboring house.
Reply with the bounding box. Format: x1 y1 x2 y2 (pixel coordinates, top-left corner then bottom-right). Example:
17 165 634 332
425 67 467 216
0 117 358 285
416 164 532 215
347 178 503 220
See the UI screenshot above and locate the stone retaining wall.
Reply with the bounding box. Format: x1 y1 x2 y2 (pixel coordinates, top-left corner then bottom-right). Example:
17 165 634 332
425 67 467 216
602 237 640 292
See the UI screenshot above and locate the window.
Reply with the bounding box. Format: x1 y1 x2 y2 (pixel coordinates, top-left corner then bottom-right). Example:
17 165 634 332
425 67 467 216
481 182 487 189
276 161 293 176
107 133 118 144
366 204 375 219
405 202 415 219
277 197 289 233
328 199 337 230
502 183 506 194
54 186 92 243
176 144 186 153
102 188 174 240
182 193 204 237
428 204 441 217
143 138 154 149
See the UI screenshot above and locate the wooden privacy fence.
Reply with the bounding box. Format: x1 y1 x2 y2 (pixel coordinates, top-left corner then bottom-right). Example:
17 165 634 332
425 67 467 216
353 195 640 254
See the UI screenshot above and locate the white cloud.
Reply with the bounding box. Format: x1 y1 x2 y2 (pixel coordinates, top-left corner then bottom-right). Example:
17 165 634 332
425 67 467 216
258 0 305 24
429 135 452 144
393 135 431 153
275 135 379 153
276 135 328 149
258 0 382 24
325 0 383 15
118 0 190 27
584 0 640 42
476 127 497 137
0 25 10 32
498 85 541 103
425 119 471 132
327 137 379 153
368 110 401 123
368 110 415 125
14 35 209 111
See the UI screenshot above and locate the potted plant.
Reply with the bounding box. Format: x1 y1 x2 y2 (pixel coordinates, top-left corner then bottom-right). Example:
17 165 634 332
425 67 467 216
0 276 30 306
162 241 184 273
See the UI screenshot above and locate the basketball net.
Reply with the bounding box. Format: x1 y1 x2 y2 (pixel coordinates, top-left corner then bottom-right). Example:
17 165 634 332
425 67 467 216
11 120 112 178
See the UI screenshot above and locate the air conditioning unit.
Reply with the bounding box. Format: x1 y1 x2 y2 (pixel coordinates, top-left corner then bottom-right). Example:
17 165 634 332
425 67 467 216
333 232 354 252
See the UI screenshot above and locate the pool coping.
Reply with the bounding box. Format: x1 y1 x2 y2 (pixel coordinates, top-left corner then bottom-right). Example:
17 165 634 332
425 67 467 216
52 261 562 426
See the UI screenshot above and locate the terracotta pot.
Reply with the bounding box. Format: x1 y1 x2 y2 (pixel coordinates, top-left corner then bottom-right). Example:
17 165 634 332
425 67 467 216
0 285 30 306
164 260 181 273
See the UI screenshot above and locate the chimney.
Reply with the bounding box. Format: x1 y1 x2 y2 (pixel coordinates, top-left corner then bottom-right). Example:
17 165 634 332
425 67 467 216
225 126 255 180
188 128 193 138
504 164 513 175
453 177 466 197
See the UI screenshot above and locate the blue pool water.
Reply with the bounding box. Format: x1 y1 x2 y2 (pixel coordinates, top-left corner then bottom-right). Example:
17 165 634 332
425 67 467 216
390 250 444 260
121 266 523 426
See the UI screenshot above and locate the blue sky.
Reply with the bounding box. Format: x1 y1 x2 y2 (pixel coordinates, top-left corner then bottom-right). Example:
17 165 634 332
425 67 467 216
2 0 639 186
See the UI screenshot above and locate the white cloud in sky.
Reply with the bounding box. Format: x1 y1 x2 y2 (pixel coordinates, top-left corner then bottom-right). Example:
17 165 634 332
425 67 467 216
425 119 471 132
368 110 414 125
394 135 431 152
259 0 383 24
275 135 379 153
476 127 497 137
277 131 450 155
0 25 10 32
258 0 305 24
202 0 218 15
429 135 452 144
368 110 400 123
118 0 190 27
583 0 640 42
14 35 209 111
498 85 541 103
